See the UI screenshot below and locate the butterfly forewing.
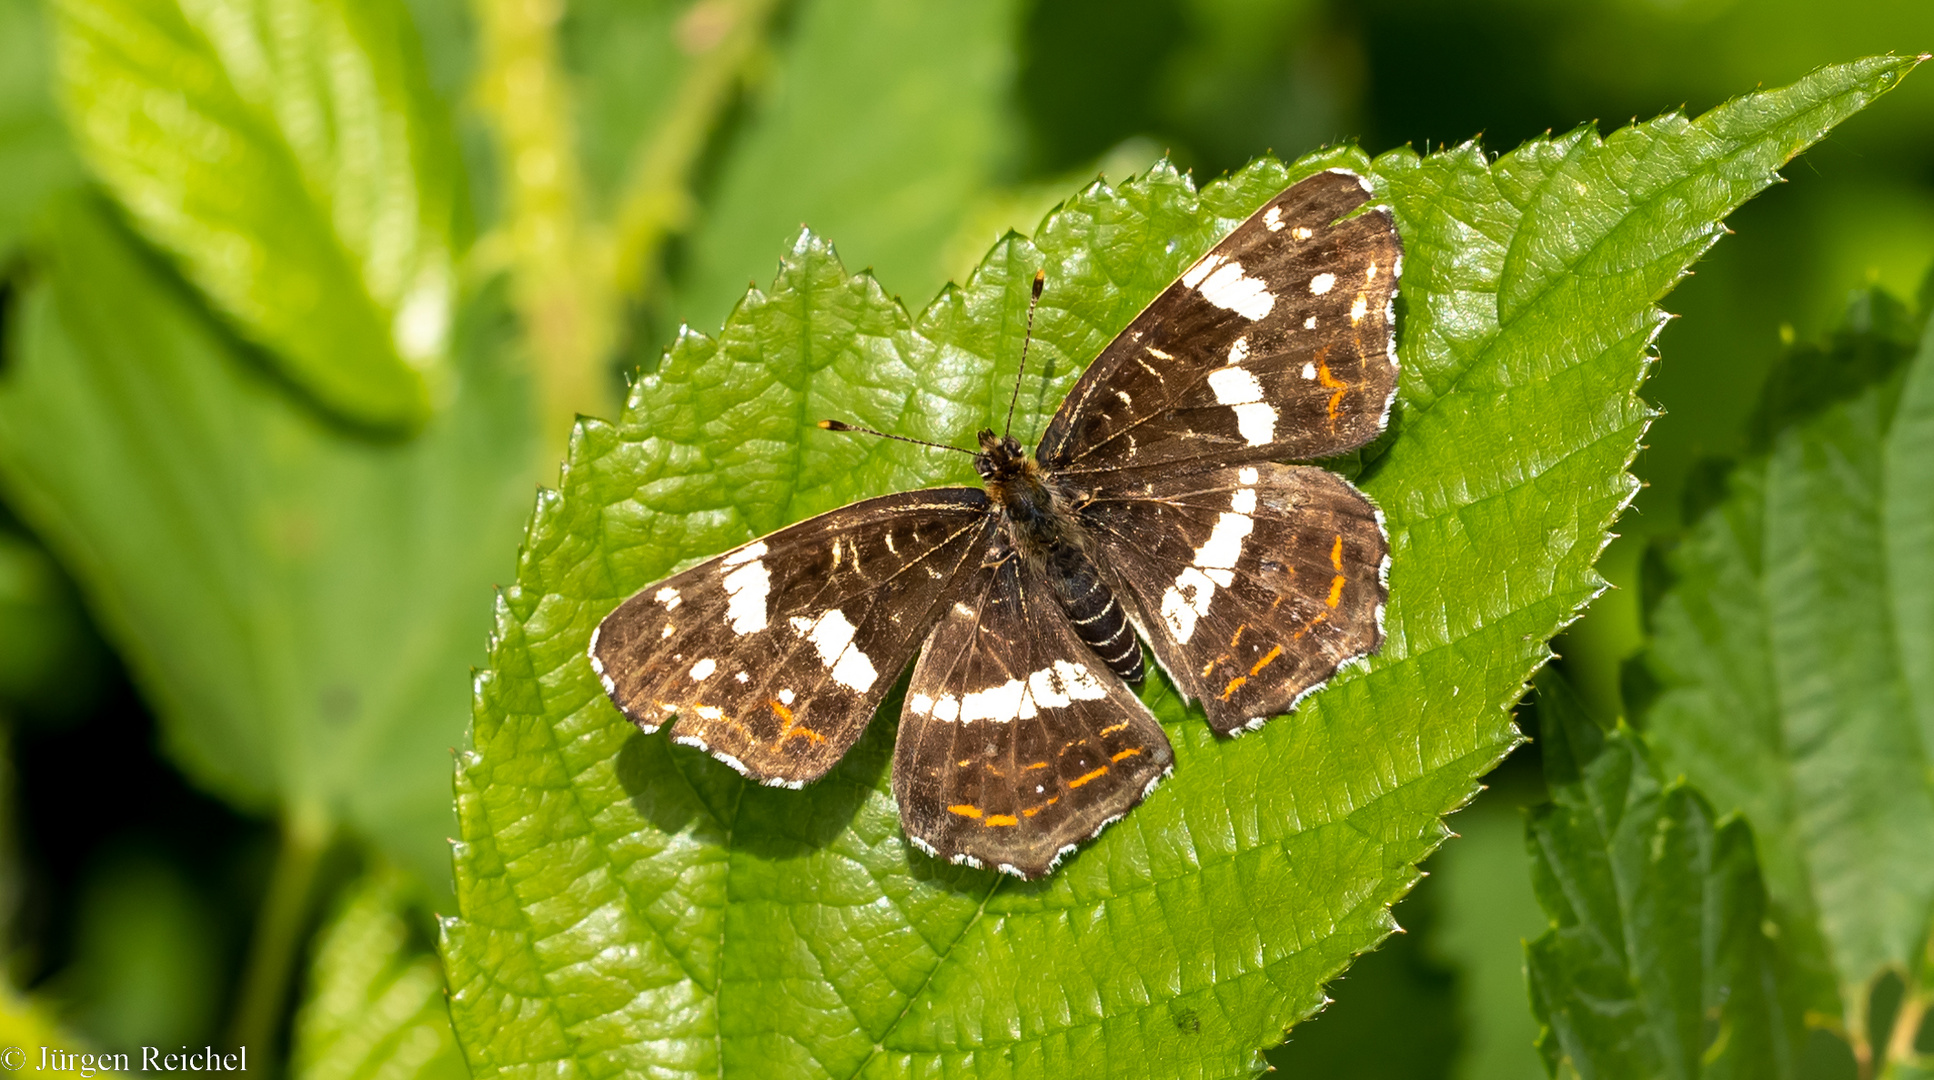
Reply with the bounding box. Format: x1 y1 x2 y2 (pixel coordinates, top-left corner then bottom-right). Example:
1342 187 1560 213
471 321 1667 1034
1038 169 1401 475
1084 463 1388 734
591 489 996 786
894 554 1174 877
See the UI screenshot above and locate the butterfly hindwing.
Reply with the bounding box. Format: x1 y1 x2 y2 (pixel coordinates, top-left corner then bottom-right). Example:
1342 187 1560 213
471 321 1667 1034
1083 462 1388 734
893 554 1174 877
590 489 996 786
1039 169 1401 475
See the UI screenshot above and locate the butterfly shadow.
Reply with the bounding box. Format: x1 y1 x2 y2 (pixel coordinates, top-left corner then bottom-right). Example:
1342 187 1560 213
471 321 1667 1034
612 706 897 861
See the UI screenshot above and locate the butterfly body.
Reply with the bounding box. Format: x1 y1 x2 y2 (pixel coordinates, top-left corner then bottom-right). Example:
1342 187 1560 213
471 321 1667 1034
591 168 1401 878
976 429 1145 684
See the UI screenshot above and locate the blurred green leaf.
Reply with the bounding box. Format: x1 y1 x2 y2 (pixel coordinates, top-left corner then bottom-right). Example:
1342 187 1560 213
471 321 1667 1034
0 0 83 263
440 57 1912 1077
49 0 462 428
1640 288 1934 1029
0 198 536 895
1525 670 1798 1080
673 0 1022 334
1433 784 1548 1080
291 868 467 1080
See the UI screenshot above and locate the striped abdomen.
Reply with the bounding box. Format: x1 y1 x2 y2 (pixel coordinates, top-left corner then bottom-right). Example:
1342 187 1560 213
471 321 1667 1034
1045 545 1144 682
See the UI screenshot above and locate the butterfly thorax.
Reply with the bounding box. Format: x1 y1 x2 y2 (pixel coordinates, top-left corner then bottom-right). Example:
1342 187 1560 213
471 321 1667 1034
974 428 1144 682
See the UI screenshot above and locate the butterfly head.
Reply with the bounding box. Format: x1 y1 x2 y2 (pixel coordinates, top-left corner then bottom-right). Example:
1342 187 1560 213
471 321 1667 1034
973 428 1029 482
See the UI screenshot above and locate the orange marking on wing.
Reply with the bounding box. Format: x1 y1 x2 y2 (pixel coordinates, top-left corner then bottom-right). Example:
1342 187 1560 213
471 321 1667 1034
947 804 983 819
1201 652 1230 678
957 759 972 767
1069 766 1109 788
1330 534 1344 571
1250 644 1283 676
1022 797 1060 817
769 699 825 744
1230 623 1248 649
984 814 1019 827
1024 761 1050 771
1327 575 1347 609
1317 355 1348 420
1219 676 1247 700
1111 747 1142 763
1293 611 1331 640
1098 722 1129 736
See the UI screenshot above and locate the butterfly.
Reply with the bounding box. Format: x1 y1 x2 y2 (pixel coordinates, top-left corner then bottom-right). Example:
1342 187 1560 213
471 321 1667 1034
589 169 1401 878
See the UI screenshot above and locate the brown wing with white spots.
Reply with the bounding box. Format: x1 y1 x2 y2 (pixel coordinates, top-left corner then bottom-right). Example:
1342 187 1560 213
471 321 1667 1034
1083 462 1387 734
893 553 1173 878
1037 169 1401 475
590 489 996 787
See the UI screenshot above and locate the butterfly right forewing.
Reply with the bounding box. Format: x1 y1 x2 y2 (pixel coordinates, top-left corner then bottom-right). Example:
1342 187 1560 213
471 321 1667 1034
1038 169 1401 475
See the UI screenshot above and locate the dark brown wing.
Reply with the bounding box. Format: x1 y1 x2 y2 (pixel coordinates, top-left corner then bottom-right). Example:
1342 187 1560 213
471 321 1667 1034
1037 169 1401 475
893 553 1174 878
590 489 996 786
1082 463 1387 734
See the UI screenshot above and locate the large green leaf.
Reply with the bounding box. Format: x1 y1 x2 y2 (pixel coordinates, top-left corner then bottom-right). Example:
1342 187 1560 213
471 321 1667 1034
1526 671 1797 1080
0 0 83 263
292 867 467 1080
673 0 1022 335
49 0 460 427
440 57 1915 1078
0 197 535 893
1640 290 1934 1030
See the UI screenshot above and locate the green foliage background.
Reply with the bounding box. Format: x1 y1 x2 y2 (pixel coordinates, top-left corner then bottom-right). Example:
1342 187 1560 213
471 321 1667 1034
0 0 1929 1077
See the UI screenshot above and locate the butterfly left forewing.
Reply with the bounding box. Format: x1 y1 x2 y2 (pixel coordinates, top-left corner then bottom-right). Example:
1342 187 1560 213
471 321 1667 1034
893 555 1174 877
591 489 996 786
1038 169 1401 475
1083 462 1388 734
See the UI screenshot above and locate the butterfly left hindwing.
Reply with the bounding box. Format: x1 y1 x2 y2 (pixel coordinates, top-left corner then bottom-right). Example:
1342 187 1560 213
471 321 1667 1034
894 553 1174 878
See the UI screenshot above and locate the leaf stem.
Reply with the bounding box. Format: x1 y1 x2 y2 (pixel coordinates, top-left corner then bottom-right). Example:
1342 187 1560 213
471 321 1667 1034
472 0 781 460
227 808 333 1074
472 0 612 451
1883 938 1934 1071
609 0 784 304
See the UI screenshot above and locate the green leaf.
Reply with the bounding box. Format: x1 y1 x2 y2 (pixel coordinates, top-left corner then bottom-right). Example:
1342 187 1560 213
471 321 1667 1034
1640 289 1934 1026
292 867 468 1080
440 57 1915 1078
49 0 461 428
0 0 84 263
1431 788 1549 1080
1525 670 1798 1080
0 197 536 894
673 0 1022 335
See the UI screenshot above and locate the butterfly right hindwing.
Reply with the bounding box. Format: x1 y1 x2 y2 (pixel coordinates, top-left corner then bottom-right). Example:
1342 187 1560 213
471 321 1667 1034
894 553 1174 877
1082 462 1388 734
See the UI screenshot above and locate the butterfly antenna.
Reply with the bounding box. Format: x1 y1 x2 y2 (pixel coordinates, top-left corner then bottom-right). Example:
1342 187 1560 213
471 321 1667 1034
1002 269 1047 440
817 420 975 455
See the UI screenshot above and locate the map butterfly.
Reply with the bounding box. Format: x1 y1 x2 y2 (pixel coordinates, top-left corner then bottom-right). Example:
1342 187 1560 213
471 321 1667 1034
590 169 1401 878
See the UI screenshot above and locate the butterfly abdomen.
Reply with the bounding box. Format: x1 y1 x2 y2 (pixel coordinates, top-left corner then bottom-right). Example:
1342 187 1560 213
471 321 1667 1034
1044 545 1144 683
